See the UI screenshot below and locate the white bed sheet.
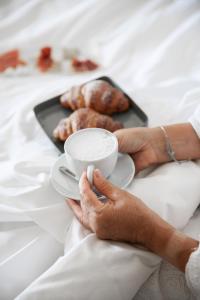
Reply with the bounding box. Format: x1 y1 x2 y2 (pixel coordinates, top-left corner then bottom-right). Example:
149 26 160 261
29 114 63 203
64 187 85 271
0 0 200 299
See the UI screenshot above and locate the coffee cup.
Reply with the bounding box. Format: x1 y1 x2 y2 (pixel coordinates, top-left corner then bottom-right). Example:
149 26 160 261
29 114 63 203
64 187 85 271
64 128 118 184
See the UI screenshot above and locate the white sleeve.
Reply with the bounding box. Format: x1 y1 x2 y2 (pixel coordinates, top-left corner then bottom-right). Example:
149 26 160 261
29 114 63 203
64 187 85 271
185 240 200 298
189 106 200 138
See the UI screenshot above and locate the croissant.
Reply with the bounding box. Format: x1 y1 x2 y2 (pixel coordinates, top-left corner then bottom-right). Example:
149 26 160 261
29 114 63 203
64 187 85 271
60 80 129 115
53 108 123 141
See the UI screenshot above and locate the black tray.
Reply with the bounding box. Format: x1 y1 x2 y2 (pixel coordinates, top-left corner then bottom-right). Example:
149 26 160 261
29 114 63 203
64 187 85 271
33 76 148 153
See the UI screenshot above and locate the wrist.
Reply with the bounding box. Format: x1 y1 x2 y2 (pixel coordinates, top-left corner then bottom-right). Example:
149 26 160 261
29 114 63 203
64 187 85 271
130 204 174 249
148 127 170 164
157 123 200 162
143 211 175 253
162 230 199 272
144 213 199 272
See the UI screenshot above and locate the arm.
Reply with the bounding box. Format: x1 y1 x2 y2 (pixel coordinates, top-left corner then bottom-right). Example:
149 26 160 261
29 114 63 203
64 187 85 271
68 121 200 273
153 123 200 164
116 122 200 271
140 211 199 272
115 123 200 172
67 170 199 273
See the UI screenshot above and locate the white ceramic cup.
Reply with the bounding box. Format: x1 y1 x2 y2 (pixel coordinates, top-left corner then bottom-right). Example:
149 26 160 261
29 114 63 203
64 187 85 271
64 128 118 185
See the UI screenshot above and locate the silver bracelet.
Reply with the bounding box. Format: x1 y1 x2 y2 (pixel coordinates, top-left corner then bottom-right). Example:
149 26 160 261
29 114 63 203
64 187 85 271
160 126 180 164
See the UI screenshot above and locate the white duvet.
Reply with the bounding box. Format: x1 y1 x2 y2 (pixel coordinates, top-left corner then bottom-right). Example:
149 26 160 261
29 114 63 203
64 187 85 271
0 1 200 299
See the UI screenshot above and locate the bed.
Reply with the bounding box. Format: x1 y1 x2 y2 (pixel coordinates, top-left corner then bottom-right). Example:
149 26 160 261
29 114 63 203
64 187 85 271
0 0 200 299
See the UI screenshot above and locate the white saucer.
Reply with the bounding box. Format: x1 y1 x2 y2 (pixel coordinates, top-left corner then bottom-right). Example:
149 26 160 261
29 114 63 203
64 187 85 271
50 153 135 200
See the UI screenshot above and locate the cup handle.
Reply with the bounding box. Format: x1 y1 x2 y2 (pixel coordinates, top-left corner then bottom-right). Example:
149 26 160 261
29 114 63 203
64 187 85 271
87 165 95 185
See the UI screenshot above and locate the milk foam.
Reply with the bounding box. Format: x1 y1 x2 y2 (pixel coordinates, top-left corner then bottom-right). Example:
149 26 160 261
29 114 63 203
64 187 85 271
67 130 116 161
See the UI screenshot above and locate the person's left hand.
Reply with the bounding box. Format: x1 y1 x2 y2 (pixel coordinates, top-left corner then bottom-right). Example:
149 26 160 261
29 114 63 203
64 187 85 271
67 169 162 246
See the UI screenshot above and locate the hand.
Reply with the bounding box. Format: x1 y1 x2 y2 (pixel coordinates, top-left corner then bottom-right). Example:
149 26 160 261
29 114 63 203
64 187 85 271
67 170 199 272
114 127 168 172
115 123 200 172
67 169 164 247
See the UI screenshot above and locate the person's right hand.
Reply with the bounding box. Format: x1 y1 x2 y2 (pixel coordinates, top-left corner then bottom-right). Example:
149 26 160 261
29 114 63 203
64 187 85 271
114 127 169 172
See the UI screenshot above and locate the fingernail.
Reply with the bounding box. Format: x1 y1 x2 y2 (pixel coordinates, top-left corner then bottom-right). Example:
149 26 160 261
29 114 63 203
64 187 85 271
82 170 87 177
94 169 102 177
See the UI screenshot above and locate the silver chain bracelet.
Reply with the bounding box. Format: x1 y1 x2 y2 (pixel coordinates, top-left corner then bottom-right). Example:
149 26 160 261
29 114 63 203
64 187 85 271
160 126 180 164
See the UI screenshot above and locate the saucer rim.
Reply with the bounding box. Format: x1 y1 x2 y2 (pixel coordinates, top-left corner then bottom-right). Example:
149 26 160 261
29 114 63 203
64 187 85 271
51 176 80 200
51 153 135 200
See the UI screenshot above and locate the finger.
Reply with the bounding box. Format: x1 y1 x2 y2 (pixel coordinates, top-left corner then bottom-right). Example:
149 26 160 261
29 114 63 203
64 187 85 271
79 172 102 209
115 128 146 154
130 153 143 173
114 129 129 152
67 199 83 221
114 128 139 153
131 152 152 173
93 169 119 200
67 199 91 230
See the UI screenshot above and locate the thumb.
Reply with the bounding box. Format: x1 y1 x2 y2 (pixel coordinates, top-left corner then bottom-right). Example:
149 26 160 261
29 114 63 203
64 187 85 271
93 169 119 200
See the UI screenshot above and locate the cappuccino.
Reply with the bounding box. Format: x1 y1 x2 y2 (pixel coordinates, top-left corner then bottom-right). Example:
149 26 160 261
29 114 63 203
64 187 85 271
66 129 117 161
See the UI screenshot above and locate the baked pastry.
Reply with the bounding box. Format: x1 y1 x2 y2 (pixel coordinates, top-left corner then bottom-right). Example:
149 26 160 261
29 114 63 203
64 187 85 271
37 47 53 72
60 80 129 115
0 50 26 72
71 57 99 72
53 108 123 141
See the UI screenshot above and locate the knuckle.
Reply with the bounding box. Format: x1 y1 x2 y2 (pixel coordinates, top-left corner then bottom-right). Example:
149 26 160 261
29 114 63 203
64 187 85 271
93 213 108 240
95 225 107 240
100 181 113 195
91 214 101 233
95 228 105 240
80 186 88 196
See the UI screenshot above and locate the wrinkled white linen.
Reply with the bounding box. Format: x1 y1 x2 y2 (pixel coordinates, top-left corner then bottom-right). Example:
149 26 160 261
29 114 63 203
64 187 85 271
186 104 200 297
186 238 200 299
1 0 200 299
134 207 200 300
190 105 200 138
15 162 200 300
134 107 200 300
